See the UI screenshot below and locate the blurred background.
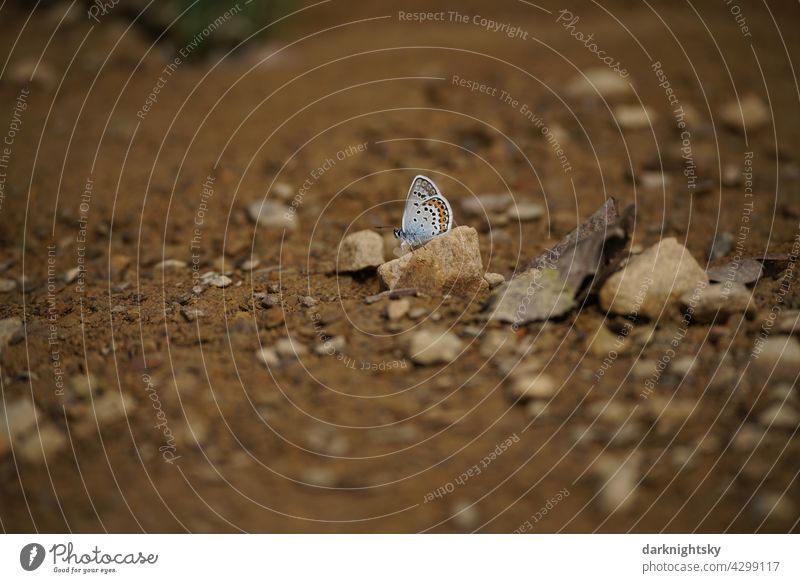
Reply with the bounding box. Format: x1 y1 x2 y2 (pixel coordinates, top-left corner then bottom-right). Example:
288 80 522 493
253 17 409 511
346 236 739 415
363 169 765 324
0 0 798 533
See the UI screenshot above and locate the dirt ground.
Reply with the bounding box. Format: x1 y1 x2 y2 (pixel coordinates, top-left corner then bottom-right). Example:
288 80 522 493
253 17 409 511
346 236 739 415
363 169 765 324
1 0 799 533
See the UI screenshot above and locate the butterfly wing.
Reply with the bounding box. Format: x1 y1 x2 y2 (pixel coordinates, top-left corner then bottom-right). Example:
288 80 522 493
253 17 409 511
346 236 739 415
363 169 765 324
402 175 440 233
420 195 453 236
400 175 454 243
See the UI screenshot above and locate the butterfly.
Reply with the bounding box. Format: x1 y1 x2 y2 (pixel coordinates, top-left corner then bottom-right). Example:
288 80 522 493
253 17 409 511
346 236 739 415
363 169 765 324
393 175 454 248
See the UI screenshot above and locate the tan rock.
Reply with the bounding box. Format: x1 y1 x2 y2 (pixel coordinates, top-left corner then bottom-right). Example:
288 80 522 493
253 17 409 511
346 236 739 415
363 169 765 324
378 226 485 296
720 94 770 134
566 68 632 100
386 298 411 321
407 328 464 365
338 230 384 272
681 282 752 323
752 336 800 384
600 238 708 319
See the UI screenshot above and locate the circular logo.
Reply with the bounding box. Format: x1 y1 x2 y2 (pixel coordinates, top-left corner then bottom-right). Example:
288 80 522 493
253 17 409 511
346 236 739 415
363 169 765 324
19 543 46 571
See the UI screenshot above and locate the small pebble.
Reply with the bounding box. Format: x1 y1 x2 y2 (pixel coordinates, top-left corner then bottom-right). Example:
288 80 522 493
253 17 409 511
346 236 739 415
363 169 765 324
408 307 427 320
483 272 505 288
461 194 512 217
338 230 384 272
271 181 294 200
91 392 136 425
593 454 640 513
758 403 797 429
17 425 66 464
255 347 279 368
508 363 557 401
720 94 769 134
451 500 480 530
298 295 318 308
614 104 656 130
261 293 281 308
201 273 232 288
566 68 632 99
63 267 81 284
752 336 800 384
154 259 187 270
407 328 464 365
181 307 205 322
313 335 346 355
247 200 297 230
0 317 23 355
507 203 544 222
386 298 411 321
275 337 309 359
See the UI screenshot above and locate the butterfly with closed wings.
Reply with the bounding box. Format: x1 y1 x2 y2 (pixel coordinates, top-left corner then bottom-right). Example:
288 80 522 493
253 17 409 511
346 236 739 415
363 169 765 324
393 175 454 249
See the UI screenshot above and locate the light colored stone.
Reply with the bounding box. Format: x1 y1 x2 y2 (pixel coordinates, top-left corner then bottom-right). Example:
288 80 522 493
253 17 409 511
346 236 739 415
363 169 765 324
313 335 346 356
17 425 66 464
631 359 658 381
255 347 279 368
63 267 81 283
508 370 558 401
0 399 39 455
566 68 632 99
275 337 308 359
600 238 708 319
722 165 742 187
681 282 752 323
247 200 297 230
752 336 800 384
478 329 516 359
70 373 99 399
302 467 337 487
260 293 281 308
614 104 656 130
775 311 800 335
407 328 464 365
753 492 796 521
461 194 512 217
201 272 232 288
487 268 575 324
239 256 260 270
337 230 385 272
758 403 797 429
720 94 770 134
298 295 318 308
733 425 764 451
271 181 294 200
0 317 22 355
638 172 670 190
154 259 187 270
507 202 544 222
386 298 411 321
669 356 696 378
484 272 505 288
408 307 427 320
378 226 485 296
451 500 480 530
0 278 16 292
593 454 640 513
9 59 57 88
181 307 204 322
92 392 136 426
587 325 626 357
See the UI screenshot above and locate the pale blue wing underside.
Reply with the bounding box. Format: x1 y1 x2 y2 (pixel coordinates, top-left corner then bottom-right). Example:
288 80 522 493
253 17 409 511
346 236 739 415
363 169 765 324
400 175 453 244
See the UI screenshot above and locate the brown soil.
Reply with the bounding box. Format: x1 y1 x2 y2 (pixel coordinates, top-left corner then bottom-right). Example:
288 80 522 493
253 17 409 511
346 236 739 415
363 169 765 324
1 0 799 533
